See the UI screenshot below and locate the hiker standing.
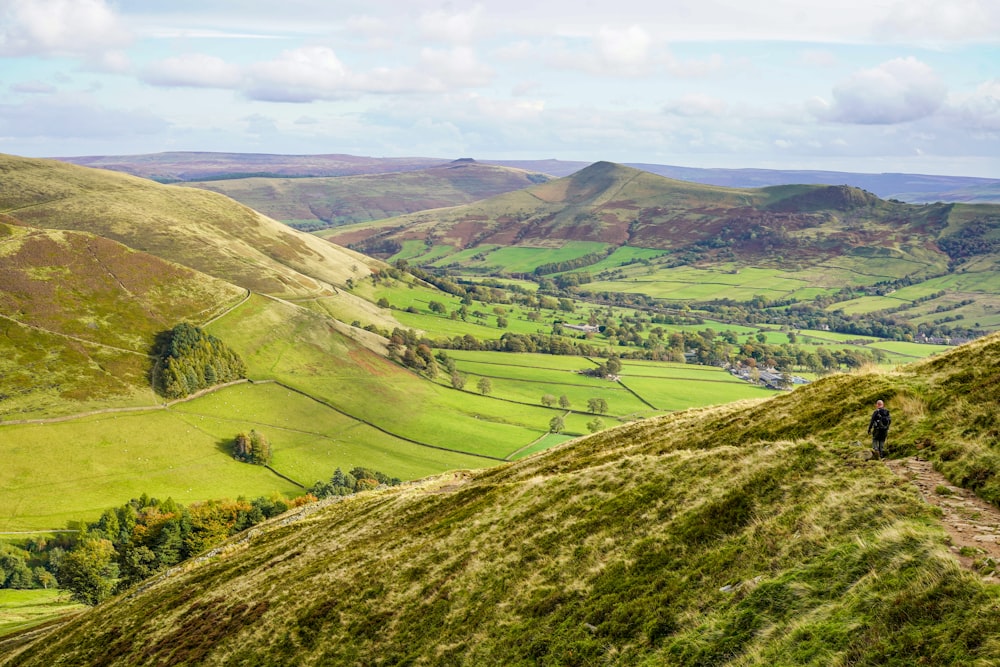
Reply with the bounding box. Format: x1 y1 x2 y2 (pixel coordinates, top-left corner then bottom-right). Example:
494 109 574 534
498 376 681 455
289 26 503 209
868 399 891 460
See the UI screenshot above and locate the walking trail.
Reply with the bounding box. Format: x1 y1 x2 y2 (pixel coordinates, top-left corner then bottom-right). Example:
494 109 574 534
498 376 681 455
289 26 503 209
887 456 1000 581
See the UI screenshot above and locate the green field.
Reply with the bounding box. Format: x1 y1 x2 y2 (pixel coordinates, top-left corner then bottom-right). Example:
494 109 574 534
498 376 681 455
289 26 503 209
433 241 610 273
0 408 302 532
0 589 83 638
586 265 813 301
444 351 775 418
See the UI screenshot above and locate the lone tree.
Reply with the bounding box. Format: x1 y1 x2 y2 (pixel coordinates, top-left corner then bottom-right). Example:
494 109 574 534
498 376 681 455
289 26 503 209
559 395 571 409
477 377 493 395
549 416 565 433
541 394 557 407
451 372 466 390
587 417 605 433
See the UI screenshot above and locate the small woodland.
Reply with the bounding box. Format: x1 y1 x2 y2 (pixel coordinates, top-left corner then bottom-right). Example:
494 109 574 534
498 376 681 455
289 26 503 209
157 323 247 399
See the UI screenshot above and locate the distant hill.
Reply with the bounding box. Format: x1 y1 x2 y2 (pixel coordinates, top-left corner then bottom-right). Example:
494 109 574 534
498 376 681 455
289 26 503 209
180 159 552 229
326 161 997 269
55 151 1000 204
57 151 446 182
325 161 1000 336
8 331 1000 665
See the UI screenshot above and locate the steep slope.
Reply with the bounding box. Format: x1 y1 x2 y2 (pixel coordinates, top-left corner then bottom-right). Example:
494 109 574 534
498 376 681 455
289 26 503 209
7 333 1000 665
182 159 551 228
0 220 245 417
0 154 379 298
0 154 409 418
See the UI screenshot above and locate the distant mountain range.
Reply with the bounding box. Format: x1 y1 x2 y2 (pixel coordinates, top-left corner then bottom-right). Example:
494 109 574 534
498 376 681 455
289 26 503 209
57 151 1000 204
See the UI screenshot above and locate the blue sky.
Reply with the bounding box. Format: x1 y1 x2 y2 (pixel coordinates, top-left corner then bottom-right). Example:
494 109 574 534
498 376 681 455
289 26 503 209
1 0 999 176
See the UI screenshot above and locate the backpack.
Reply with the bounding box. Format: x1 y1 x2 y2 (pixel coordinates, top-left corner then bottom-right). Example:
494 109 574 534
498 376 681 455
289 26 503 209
873 409 890 432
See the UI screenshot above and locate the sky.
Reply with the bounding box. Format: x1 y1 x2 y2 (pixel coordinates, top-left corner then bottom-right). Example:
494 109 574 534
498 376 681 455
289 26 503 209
1 0 999 177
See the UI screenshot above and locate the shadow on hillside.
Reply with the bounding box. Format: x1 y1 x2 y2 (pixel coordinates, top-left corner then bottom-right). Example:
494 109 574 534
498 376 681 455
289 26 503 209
215 437 236 459
147 329 173 398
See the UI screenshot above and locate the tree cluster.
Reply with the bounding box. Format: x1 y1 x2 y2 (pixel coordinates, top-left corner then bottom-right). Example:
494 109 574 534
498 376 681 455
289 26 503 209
159 323 247 399
308 467 402 498
532 248 613 276
233 430 272 466
4 492 308 604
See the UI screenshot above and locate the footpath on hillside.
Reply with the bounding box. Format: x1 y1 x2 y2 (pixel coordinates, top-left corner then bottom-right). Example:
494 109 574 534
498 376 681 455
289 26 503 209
888 456 1000 580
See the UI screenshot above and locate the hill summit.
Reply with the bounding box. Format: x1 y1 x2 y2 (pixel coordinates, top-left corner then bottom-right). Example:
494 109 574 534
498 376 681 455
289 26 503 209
7 332 1000 665
327 160 998 272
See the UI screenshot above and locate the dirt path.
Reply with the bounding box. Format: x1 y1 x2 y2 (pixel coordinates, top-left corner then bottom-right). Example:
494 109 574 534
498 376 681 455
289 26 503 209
887 456 1000 580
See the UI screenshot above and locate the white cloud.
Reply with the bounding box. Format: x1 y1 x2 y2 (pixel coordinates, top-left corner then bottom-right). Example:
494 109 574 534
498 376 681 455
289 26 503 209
245 47 351 102
418 7 483 44
10 79 55 94
139 44 495 102
951 79 1000 130
142 54 243 89
595 25 652 70
663 94 728 117
799 49 837 67
875 0 1000 43
0 0 130 58
814 57 947 124
418 47 494 88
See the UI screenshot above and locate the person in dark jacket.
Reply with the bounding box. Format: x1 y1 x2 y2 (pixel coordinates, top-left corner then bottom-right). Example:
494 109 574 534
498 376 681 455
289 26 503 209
867 399 891 460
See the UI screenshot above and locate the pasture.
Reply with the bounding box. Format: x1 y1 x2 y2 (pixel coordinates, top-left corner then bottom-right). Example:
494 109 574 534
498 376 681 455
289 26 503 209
432 241 610 273
0 408 302 532
0 589 83 639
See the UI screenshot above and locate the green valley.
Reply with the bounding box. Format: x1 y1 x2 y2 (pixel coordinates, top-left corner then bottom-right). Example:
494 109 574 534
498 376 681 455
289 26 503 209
4 152 1000 665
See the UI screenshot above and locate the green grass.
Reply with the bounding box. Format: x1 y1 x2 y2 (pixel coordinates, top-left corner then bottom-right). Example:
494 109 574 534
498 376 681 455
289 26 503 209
586 265 812 301
207 296 570 460
619 374 773 411
19 332 1000 665
867 340 951 358
0 589 83 639
0 408 303 532
169 383 493 484
445 241 610 273
573 246 668 273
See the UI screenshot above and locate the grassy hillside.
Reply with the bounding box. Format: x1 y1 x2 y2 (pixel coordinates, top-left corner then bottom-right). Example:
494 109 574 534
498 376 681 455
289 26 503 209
325 161 986 269
7 333 1000 665
183 160 551 229
0 220 246 418
0 154 379 299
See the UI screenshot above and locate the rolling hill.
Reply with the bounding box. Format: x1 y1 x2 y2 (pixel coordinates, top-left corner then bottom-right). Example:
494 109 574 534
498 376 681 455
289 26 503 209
5 331 999 665
0 154 405 420
56 151 1000 203
56 152 446 182
0 155 380 298
324 161 1000 334
0 155 667 533
180 159 551 229
325 161 985 264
